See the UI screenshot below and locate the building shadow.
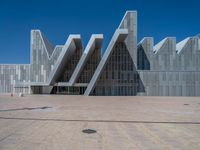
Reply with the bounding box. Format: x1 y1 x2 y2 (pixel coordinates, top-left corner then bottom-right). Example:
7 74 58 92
137 44 150 70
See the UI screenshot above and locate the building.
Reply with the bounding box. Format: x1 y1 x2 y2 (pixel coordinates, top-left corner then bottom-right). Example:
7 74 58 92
0 11 200 96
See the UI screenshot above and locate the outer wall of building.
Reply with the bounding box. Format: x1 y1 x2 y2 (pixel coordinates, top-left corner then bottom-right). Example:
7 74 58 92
0 65 30 93
0 11 200 96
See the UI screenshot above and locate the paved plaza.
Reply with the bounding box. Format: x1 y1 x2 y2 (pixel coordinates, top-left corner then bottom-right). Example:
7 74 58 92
0 95 200 149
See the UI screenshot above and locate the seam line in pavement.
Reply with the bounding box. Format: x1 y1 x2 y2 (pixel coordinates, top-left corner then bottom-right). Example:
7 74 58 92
0 117 200 125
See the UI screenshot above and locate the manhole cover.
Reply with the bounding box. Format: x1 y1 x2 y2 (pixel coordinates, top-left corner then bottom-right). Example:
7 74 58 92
41 106 51 109
82 129 97 134
184 104 190 106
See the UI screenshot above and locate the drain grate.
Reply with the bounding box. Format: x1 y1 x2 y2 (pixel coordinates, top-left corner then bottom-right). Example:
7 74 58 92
82 129 97 134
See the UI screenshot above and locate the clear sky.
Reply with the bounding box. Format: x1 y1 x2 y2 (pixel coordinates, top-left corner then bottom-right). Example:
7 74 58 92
0 0 199 64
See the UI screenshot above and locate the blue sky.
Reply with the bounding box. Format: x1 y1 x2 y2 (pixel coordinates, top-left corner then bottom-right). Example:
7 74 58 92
0 0 199 64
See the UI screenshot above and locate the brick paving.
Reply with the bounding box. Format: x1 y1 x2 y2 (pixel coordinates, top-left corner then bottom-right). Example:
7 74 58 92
0 95 199 150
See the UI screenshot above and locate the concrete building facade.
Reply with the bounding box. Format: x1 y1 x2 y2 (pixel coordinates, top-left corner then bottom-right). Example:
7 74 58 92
0 11 200 96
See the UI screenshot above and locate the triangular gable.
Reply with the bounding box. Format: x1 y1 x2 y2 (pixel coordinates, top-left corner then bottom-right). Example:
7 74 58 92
84 29 128 95
91 41 137 96
176 37 191 54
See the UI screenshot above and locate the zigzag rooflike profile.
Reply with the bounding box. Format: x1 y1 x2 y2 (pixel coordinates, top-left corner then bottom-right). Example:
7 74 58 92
138 37 154 51
24 34 82 87
138 38 148 45
139 37 178 55
153 38 168 53
1 10 200 96
57 34 103 86
41 32 54 57
47 35 82 85
84 29 128 96
32 30 63 60
176 37 191 54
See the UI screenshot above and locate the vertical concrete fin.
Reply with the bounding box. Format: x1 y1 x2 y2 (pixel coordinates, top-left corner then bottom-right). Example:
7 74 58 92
118 11 137 67
84 29 128 96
